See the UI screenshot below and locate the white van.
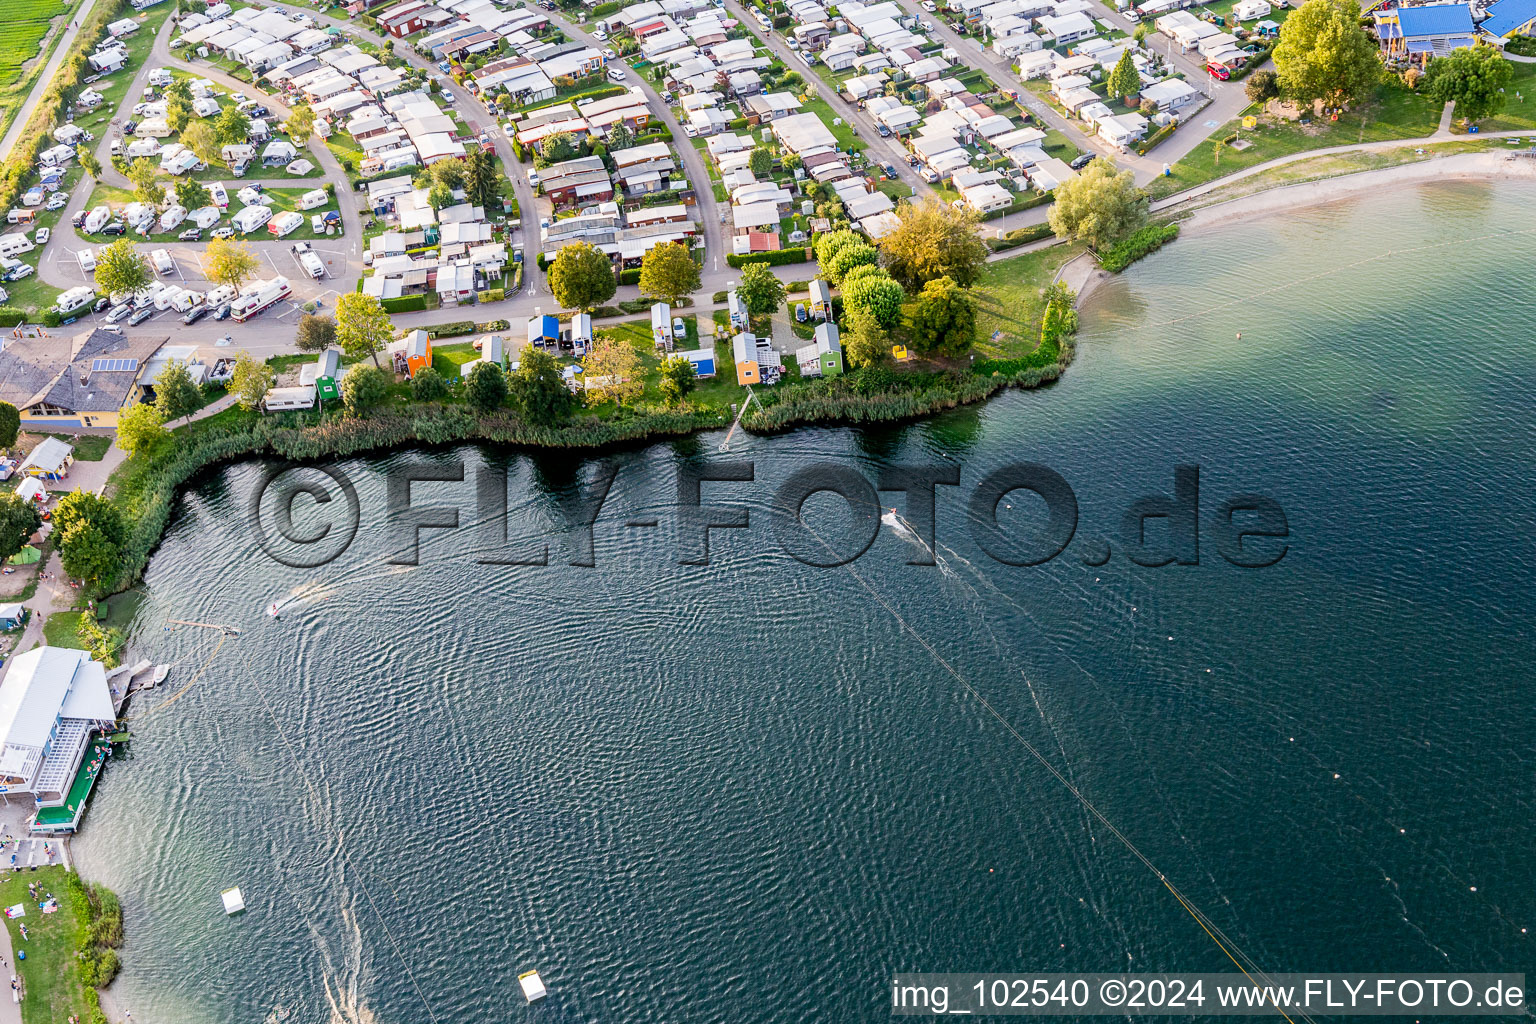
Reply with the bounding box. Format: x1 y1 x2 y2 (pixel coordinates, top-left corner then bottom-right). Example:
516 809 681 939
53 286 98 314
171 289 202 312
79 248 97 273
205 283 237 307
83 206 111 233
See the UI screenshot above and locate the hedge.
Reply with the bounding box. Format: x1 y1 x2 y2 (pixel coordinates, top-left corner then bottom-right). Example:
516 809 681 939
591 0 624 15
482 287 505 302
985 223 1056 252
0 307 26 327
381 294 428 313
426 320 476 338
727 248 810 268
618 267 641 285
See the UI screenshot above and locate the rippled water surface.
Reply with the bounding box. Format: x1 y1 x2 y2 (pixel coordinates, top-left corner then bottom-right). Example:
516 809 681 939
76 181 1536 1022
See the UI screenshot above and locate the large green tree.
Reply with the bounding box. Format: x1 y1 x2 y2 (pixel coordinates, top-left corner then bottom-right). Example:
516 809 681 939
658 355 697 405
825 242 878 285
154 360 203 426
205 236 260 291
507 348 575 425
286 103 316 146
215 105 251 145
0 493 40 564
0 402 18 448
548 241 617 312
737 261 785 317
229 351 274 411
638 242 700 306
335 293 394 368
1273 0 1382 108
128 157 161 207
116 402 168 458
174 178 212 212
340 364 391 415
94 239 150 296
748 146 773 177
878 199 989 291
295 313 337 353
1107 50 1141 103
1424 42 1513 124
1047 161 1148 249
813 229 864 271
463 148 500 209
180 119 221 166
840 265 905 330
465 360 509 413
54 492 126 586
905 276 977 359
841 308 889 368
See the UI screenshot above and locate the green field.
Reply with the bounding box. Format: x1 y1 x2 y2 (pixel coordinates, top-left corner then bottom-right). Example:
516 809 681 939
972 243 1085 360
0 0 70 143
1468 60 1536 133
0 867 98 1024
1146 79 1444 198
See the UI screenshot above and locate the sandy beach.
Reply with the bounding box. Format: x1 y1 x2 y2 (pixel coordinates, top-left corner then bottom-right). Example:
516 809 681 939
1071 150 1536 308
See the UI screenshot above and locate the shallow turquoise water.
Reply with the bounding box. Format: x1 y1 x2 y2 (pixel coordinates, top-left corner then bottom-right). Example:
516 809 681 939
76 180 1536 1022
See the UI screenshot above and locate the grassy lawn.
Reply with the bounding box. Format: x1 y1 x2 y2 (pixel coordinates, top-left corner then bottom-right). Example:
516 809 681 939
0 867 97 1024
589 318 745 418
972 243 1084 360
801 94 866 152
42 610 86 649
37 434 111 461
0 162 90 314
0 0 71 143
91 5 175 116
82 182 341 243
1468 60 1536 133
431 340 480 380
1145 80 1444 199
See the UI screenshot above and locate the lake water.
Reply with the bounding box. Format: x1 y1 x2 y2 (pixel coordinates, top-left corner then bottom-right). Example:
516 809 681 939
76 181 1536 1022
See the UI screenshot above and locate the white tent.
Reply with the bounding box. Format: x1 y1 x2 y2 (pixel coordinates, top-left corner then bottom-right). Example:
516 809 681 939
14 479 45 503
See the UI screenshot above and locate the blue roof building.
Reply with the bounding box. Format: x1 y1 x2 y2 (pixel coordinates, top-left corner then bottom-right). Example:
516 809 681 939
1480 0 1536 37
1376 3 1476 59
527 314 559 348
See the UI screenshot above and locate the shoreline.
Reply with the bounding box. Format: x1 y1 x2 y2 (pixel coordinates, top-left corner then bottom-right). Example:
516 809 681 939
1073 150 1536 310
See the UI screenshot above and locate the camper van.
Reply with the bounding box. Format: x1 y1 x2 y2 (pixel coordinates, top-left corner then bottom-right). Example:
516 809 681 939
231 205 272 234
52 286 98 317
171 288 203 313
5 210 36 226
231 276 290 322
267 211 303 238
204 284 237 308
83 206 111 234
151 248 175 276
296 188 328 211
154 285 183 311
78 248 97 273
0 234 35 259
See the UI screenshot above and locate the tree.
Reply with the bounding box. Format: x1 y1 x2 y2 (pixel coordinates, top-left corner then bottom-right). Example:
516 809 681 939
905 276 977 359
638 241 700 305
54 492 125 585
748 146 774 177
1047 160 1148 249
1245 69 1281 105
548 241 616 312
410 366 448 401
229 352 274 411
116 402 168 457
825 242 878 285
1273 0 1382 109
582 337 643 406
465 360 508 412
427 181 454 211
536 131 578 168
430 160 466 192
842 308 888 368
334 293 394 368
340 364 390 415
216 105 251 144
658 354 697 405
606 123 635 151
0 493 40 564
1107 50 1141 103
463 148 500 209
1424 42 1513 124
154 360 202 425
879 198 989 291
78 149 101 180
76 617 125 668
166 93 191 134
174 177 212 212
295 313 337 353
286 102 316 146
507 348 575 425
181 119 220 166
205 236 259 291
0 402 18 448
737 261 786 317
840 265 905 330
94 238 150 296
128 157 160 207
814 228 864 270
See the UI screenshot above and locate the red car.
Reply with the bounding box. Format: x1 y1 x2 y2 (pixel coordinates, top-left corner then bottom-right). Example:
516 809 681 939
1207 63 1232 80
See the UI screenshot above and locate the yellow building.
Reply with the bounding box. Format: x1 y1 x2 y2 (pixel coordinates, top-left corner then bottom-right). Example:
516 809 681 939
0 329 164 429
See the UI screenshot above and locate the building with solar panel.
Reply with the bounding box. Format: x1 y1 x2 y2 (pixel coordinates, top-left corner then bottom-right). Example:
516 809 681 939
0 329 166 430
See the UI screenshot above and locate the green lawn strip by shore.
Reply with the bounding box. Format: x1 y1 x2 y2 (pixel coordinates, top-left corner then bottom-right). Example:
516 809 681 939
82 182 341 243
1 867 96 1024
41 611 87 650
972 243 1085 361
1465 60 1536 133
1145 81 1442 199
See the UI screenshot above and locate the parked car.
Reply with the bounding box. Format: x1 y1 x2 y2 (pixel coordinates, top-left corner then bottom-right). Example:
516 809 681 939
876 124 891 137
105 302 134 323
46 192 69 211
102 221 125 236
182 303 212 325
603 47 616 59
211 226 234 239
672 316 686 338
527 168 541 188
1069 152 1096 170
683 124 697 138
127 305 155 325
91 296 111 313
34 228 49 245
607 67 626 84
921 0 937 9
1207 62 1231 80
592 28 608 40
72 211 86 228
918 166 939 183
212 302 232 320
794 304 807 323
179 227 203 242
4 264 34 282
883 162 899 178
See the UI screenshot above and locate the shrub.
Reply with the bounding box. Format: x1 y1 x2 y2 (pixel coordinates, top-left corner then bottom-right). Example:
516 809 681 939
427 320 476 337
0 307 26 327
1096 223 1179 273
380 294 427 313
482 287 505 302
726 248 810 268
984 223 1055 252
618 267 641 285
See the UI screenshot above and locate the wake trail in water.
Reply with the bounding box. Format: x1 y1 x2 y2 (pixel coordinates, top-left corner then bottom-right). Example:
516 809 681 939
881 510 956 578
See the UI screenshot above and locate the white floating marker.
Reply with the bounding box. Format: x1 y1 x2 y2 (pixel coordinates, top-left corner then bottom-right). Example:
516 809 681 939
519 970 547 1003
221 887 246 915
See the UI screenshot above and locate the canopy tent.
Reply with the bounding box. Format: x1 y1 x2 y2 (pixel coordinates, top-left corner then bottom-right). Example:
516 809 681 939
7 547 41 566
15 478 46 503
